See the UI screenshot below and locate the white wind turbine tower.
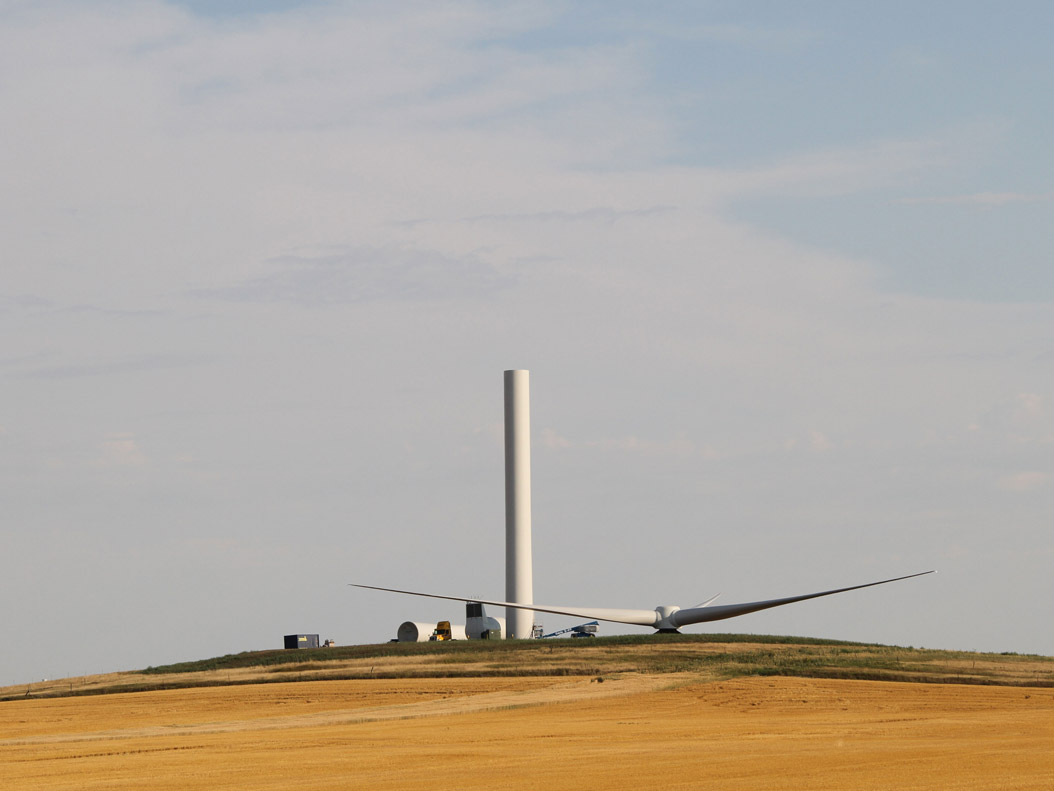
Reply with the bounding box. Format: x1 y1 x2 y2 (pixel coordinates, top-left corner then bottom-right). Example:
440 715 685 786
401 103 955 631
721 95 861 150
504 369 534 639
353 371 934 637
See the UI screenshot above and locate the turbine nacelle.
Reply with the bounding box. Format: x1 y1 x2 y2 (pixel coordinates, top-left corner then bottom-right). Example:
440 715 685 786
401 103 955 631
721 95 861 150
653 605 682 633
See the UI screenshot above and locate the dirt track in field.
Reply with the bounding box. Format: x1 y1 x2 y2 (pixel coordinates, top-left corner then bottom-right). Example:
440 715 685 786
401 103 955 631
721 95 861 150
2 673 1052 790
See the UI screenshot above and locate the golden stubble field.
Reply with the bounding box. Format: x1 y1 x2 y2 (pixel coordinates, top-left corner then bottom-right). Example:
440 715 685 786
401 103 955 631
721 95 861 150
3 666 1052 791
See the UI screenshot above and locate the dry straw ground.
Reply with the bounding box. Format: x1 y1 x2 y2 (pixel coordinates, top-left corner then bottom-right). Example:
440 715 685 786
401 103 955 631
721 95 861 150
2 638 1052 790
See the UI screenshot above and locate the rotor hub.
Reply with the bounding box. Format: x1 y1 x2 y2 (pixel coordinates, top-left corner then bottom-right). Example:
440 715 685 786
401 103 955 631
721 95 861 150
653 605 681 631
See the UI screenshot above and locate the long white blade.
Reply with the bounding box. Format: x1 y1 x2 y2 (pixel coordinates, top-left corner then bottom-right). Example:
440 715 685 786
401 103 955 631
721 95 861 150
671 570 936 627
350 583 659 626
352 570 935 632
692 593 721 608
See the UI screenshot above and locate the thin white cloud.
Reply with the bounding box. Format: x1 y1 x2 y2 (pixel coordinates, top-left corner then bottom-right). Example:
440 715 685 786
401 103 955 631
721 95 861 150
0 294 52 312
92 434 147 468
16 353 204 380
997 471 1047 492
809 430 834 452
458 205 677 226
630 18 820 50
541 427 571 450
783 431 835 453
971 393 1052 442
898 192 1054 206
542 431 697 457
720 137 957 200
192 247 513 306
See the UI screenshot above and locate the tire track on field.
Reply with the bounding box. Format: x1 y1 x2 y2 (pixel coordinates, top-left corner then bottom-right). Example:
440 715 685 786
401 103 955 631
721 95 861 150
1 673 683 747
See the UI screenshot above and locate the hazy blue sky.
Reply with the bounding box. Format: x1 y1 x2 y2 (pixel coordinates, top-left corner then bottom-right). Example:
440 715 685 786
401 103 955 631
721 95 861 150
2 1 1052 685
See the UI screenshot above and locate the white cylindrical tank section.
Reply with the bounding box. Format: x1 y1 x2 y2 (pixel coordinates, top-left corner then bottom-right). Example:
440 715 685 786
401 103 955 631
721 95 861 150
396 622 468 642
504 369 534 639
397 622 434 642
447 623 467 640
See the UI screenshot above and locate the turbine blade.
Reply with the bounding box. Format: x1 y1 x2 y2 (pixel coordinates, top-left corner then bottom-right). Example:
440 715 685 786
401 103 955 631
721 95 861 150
350 583 658 626
692 593 721 608
671 570 936 628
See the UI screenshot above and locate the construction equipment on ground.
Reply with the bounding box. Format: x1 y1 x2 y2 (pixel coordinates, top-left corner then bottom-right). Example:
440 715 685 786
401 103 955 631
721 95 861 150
541 621 599 639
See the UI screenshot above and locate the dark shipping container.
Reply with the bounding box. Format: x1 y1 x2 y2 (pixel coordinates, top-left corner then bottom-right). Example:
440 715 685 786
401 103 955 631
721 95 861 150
283 634 320 649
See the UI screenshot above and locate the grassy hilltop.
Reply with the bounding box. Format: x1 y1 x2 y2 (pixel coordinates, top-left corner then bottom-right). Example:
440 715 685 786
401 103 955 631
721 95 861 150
5 633 1052 701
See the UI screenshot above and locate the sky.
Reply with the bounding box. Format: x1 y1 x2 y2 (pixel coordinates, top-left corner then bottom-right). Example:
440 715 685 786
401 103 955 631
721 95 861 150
2 0 1052 685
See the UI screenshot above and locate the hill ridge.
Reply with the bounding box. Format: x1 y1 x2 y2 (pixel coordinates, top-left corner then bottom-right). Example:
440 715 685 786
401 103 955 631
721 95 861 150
5 634 1052 701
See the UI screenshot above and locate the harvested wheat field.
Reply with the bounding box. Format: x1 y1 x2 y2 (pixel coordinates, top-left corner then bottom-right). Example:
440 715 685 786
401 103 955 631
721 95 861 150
2 639 1052 790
